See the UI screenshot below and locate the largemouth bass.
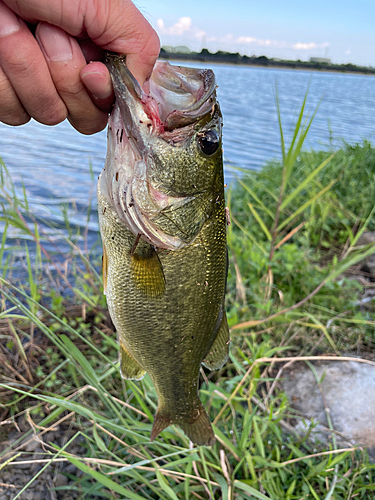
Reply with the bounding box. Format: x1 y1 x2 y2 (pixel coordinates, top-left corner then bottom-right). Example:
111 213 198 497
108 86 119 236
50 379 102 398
97 54 229 446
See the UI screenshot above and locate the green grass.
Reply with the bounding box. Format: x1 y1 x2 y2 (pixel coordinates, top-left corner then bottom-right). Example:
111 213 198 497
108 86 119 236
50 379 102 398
226 138 375 353
1 96 375 499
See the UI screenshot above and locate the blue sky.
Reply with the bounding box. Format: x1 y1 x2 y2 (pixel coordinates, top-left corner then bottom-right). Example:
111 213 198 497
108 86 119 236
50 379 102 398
135 0 375 66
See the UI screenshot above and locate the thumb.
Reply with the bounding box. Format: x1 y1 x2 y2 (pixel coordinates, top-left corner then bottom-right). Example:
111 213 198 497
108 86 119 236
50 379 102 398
82 0 161 84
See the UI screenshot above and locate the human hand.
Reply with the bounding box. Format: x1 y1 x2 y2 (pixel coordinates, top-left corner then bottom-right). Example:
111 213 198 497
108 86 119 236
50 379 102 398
0 0 160 134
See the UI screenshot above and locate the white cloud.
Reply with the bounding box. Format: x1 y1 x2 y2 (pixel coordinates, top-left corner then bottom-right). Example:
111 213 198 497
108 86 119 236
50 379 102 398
156 17 208 41
221 33 234 42
156 17 330 56
293 42 317 50
237 36 287 48
195 29 206 39
237 36 257 44
157 17 192 35
293 41 329 50
346 49 352 55
237 37 329 51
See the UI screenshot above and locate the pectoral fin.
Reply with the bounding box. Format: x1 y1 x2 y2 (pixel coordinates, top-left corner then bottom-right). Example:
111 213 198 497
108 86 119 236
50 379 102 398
102 242 108 295
202 313 230 370
119 343 146 380
130 249 166 298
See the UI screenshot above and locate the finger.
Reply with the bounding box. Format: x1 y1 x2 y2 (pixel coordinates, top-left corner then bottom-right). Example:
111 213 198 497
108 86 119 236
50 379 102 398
36 22 108 134
3 0 160 85
85 1 161 85
0 1 67 125
0 64 30 125
75 40 114 110
77 39 114 110
77 38 105 64
122 28 161 87
80 61 114 113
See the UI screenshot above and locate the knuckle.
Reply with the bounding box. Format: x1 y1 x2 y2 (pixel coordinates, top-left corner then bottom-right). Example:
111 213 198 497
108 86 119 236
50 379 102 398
147 29 161 56
0 77 30 126
133 29 160 59
32 96 68 125
50 73 89 104
1 113 30 126
37 108 68 126
69 111 108 135
57 83 84 101
0 47 68 125
6 53 39 80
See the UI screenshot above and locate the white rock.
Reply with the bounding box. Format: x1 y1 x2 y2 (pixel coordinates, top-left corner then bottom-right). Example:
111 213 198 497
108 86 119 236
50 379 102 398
282 360 375 448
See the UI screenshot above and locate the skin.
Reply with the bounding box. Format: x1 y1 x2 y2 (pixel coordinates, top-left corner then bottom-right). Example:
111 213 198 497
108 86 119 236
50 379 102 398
0 0 160 133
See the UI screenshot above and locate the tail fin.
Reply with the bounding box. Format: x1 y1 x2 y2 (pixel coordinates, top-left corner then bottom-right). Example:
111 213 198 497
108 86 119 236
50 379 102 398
150 401 215 447
150 412 172 442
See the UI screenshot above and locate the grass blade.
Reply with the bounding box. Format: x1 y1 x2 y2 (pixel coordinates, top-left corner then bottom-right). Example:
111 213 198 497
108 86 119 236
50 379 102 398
277 179 336 232
248 202 272 241
280 153 335 211
234 480 271 499
67 456 147 500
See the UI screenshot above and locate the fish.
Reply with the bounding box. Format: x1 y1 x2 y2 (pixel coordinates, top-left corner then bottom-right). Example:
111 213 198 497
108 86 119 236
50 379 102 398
97 53 229 446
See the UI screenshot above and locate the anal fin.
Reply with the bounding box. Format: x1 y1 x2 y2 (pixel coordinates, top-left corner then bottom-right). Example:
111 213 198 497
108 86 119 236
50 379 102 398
119 342 146 380
202 312 230 370
130 248 166 298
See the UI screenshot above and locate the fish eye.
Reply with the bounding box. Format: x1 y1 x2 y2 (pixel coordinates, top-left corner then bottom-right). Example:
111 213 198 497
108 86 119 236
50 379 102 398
197 130 219 156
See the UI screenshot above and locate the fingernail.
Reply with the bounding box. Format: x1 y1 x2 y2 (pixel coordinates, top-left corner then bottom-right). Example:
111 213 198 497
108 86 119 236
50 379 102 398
81 69 113 99
37 23 73 62
0 4 21 37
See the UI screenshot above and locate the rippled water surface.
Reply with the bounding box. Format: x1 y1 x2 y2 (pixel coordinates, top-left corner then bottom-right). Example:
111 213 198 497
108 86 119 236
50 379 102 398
1 63 375 240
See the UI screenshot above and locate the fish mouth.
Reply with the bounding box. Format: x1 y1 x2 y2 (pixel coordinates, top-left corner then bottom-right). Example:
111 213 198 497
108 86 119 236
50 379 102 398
105 53 217 136
148 60 217 131
99 54 218 250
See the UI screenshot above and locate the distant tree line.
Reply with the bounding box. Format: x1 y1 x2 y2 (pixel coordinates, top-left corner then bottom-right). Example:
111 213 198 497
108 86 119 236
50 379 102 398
159 48 375 75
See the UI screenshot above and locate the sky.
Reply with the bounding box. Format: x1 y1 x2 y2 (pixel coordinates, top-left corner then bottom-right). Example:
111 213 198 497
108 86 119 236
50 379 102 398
134 0 375 67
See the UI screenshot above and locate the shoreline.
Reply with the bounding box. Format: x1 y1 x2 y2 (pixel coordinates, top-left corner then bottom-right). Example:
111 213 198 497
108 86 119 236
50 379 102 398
159 53 375 77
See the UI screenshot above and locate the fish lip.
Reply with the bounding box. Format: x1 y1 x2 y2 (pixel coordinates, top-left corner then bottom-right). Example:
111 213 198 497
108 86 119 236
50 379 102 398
150 61 217 131
106 53 218 137
105 53 141 100
105 53 151 157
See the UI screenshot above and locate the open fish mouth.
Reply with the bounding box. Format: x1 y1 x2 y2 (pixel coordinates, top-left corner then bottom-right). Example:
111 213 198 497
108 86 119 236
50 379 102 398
147 60 217 131
107 53 217 135
98 54 219 250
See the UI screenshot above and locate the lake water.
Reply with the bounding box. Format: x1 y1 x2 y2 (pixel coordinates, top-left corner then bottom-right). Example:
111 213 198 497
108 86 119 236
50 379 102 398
1 63 375 250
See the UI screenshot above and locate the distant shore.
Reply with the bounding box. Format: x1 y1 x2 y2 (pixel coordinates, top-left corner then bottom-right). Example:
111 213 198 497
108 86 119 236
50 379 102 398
159 48 375 75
